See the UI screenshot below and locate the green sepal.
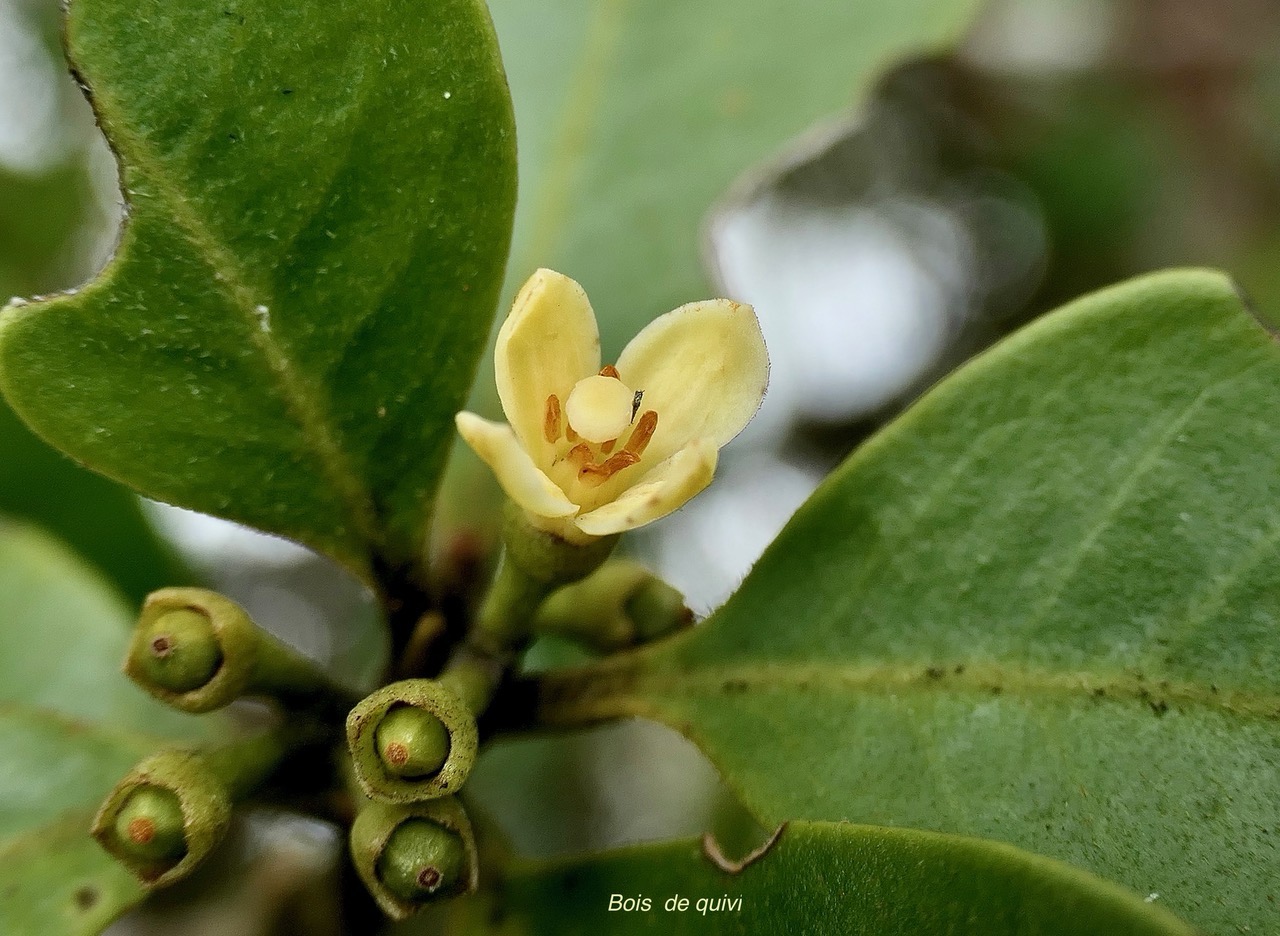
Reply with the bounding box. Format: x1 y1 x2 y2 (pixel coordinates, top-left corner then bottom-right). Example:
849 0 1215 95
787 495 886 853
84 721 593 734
533 559 693 651
346 680 478 803
90 750 231 888
502 501 618 586
125 588 344 713
350 797 478 921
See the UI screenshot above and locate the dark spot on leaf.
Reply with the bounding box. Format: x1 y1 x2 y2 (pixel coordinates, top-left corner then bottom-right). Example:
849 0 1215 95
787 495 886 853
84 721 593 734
1149 699 1169 716
282 88 293 95
722 679 748 693
989 686 1003 696
925 666 945 680
953 664 965 675
74 886 100 911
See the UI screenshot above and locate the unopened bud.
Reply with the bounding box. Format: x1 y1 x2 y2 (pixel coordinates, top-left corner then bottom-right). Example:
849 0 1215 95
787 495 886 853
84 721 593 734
91 750 232 887
350 798 477 919
110 785 187 866
137 608 222 693
126 588 349 713
375 705 450 780
347 680 477 803
376 818 466 901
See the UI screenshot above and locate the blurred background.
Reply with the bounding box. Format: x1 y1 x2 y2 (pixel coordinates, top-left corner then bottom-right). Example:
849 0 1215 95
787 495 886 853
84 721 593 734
5 0 1280 931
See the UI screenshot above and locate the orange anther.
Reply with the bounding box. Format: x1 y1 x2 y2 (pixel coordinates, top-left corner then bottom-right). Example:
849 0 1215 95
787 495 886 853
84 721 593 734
624 410 658 457
544 394 562 443
600 438 617 454
598 364 620 379
578 451 640 487
567 443 594 468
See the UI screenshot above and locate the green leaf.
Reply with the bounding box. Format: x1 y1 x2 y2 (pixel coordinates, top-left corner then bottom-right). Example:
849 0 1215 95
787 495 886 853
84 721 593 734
0 815 149 936
0 524 217 933
486 0 984 350
455 821 1194 935
526 270 1280 934
0 523 203 733
0 0 517 580
0 400 186 604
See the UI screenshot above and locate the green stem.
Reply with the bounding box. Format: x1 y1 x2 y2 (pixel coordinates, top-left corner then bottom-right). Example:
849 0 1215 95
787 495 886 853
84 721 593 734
201 725 296 799
469 556 555 659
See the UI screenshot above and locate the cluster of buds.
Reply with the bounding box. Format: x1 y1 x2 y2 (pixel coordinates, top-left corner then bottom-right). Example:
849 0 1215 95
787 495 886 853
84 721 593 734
90 270 763 918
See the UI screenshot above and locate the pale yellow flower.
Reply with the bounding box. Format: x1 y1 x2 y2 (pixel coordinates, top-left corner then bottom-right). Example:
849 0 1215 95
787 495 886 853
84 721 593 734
456 269 769 540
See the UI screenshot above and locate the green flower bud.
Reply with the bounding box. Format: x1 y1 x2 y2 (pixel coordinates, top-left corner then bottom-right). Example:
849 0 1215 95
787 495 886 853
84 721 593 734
532 559 693 651
350 798 477 920
126 588 350 713
376 818 466 901
347 680 478 803
625 574 694 642
91 750 232 887
136 608 223 693
110 785 187 865
375 705 450 780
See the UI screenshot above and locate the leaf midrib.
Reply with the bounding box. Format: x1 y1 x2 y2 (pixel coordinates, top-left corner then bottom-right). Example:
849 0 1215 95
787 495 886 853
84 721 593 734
531 658 1280 726
92 87 381 556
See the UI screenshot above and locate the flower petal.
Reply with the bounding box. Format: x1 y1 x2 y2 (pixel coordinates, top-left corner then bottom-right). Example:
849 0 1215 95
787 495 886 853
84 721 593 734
455 412 579 519
573 440 717 536
615 299 768 466
496 269 601 458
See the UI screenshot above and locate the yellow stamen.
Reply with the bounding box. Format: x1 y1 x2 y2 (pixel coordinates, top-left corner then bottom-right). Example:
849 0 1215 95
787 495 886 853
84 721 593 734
544 394 562 443
625 410 658 457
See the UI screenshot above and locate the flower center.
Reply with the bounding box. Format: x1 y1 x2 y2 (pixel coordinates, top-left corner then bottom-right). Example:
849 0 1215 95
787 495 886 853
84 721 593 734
543 367 659 492
565 374 635 443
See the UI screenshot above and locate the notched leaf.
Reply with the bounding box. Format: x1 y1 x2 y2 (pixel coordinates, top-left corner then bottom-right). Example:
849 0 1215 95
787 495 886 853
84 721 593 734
701 822 786 874
464 821 1197 935
528 270 1280 934
0 0 518 581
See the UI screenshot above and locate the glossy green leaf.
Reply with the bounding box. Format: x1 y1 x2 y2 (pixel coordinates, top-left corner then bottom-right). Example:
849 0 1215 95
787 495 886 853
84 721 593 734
456 822 1194 936
486 0 984 351
527 270 1280 934
0 524 217 934
0 125 183 602
0 0 517 581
